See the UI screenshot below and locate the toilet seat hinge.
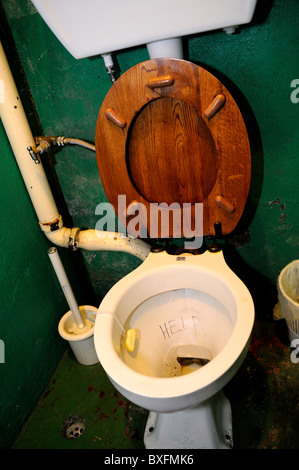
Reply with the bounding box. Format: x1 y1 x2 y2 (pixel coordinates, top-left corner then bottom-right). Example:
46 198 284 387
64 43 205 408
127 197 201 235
208 222 223 252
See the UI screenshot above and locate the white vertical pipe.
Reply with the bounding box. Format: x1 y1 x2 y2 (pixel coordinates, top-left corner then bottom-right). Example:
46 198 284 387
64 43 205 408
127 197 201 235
48 247 85 329
0 41 61 228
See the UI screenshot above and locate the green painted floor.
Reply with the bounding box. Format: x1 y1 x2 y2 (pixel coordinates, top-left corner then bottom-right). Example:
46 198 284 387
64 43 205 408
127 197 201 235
12 320 299 450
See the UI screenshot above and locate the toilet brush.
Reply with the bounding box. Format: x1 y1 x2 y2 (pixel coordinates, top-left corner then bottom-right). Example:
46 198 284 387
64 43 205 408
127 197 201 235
48 247 85 329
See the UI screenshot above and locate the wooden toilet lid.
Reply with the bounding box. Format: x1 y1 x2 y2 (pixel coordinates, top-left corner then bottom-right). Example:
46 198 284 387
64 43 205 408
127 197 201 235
95 58 251 239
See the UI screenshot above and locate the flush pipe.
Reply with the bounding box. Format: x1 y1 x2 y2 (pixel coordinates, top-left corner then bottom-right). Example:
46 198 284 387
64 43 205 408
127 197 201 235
0 41 150 261
146 37 184 59
102 38 184 83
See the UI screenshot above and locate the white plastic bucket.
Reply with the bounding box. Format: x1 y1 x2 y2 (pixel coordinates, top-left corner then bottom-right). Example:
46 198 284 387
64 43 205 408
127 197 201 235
286 319 299 343
274 260 299 343
58 305 99 365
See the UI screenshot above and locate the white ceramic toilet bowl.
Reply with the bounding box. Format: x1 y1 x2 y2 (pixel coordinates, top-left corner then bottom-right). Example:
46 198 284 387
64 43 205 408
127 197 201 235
94 249 254 412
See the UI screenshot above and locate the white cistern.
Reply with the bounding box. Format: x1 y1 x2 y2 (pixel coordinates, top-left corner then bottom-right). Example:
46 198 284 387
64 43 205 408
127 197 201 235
31 0 258 61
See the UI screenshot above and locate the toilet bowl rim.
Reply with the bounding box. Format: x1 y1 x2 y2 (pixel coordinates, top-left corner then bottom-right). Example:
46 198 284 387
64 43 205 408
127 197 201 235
94 250 254 398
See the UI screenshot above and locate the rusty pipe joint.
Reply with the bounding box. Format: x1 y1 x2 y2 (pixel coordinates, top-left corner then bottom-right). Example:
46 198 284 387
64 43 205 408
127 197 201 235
68 227 80 251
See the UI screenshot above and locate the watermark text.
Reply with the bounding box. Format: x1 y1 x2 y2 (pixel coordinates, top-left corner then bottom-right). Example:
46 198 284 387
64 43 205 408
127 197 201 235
95 195 203 249
290 339 299 364
290 79 299 103
0 340 5 363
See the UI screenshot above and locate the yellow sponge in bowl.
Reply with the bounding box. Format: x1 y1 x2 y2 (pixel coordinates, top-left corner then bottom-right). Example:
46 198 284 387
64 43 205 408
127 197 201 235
125 329 136 352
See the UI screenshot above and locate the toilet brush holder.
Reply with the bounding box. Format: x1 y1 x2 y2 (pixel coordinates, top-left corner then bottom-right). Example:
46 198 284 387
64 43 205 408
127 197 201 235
58 305 99 366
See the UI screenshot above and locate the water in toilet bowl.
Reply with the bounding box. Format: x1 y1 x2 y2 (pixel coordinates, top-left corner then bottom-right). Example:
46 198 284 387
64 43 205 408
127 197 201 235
162 343 212 377
119 288 234 378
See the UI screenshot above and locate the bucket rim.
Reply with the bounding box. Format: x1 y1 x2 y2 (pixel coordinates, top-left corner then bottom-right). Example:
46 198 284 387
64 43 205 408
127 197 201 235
278 260 299 308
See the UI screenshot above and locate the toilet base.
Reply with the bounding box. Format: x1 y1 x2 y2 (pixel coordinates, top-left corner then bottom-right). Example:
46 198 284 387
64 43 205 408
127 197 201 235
143 390 233 449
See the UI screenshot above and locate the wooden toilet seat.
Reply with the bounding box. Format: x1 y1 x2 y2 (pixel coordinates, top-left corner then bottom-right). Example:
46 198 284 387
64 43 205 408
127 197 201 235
95 58 251 238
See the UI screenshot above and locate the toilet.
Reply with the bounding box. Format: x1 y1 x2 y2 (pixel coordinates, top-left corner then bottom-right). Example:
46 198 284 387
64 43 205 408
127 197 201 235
28 0 258 451
93 58 255 449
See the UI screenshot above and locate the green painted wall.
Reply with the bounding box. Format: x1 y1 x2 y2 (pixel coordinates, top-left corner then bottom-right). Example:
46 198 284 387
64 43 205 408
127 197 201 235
0 0 298 448
0 57 67 449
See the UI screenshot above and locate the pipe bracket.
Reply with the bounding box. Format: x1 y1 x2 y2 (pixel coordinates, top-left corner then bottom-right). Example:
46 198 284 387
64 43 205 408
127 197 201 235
27 146 40 164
